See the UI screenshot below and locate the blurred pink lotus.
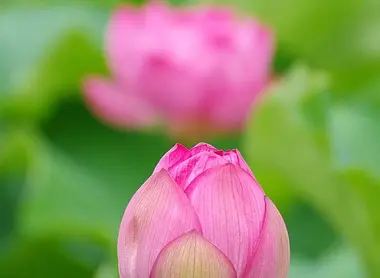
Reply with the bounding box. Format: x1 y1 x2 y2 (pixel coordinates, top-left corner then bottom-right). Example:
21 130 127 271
118 143 290 277
83 3 274 138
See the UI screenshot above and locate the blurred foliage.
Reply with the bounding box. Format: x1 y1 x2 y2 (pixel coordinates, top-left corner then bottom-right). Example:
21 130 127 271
1 0 379 277
244 66 380 277
0 5 107 122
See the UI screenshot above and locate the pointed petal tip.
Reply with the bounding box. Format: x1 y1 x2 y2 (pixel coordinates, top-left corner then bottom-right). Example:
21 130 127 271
190 142 217 153
151 231 237 278
173 142 189 151
154 167 170 177
153 143 190 173
192 142 213 147
213 162 247 176
81 76 112 111
82 76 157 128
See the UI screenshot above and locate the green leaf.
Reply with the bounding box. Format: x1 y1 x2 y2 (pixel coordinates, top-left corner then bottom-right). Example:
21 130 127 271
20 137 120 245
42 100 174 190
331 103 380 179
19 100 173 248
243 65 330 211
0 238 97 278
244 65 380 277
95 260 118 278
0 175 24 247
0 5 107 122
289 246 366 278
285 201 338 260
0 127 34 175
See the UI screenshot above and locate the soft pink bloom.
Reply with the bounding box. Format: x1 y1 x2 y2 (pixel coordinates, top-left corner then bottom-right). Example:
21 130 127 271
118 143 290 277
83 3 274 137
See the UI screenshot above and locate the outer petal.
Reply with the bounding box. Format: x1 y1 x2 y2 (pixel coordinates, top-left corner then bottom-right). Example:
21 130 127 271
117 170 201 278
150 230 237 278
244 197 290 278
185 164 266 276
83 77 156 128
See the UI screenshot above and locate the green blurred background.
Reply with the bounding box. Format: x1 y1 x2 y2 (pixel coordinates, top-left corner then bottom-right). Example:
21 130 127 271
0 0 379 277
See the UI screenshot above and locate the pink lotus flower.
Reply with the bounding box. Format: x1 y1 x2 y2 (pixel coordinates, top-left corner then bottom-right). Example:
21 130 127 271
118 143 290 277
83 3 274 138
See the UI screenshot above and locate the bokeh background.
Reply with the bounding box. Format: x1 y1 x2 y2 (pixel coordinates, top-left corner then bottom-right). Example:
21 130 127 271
1 0 380 277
